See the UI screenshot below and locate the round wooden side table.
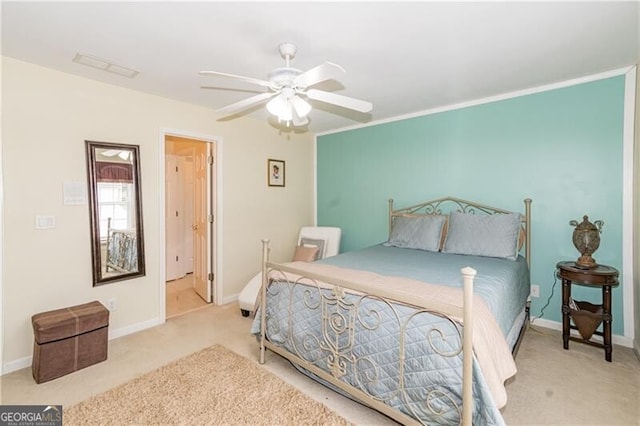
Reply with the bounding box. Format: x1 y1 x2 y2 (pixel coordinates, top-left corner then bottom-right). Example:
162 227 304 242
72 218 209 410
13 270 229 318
556 261 619 362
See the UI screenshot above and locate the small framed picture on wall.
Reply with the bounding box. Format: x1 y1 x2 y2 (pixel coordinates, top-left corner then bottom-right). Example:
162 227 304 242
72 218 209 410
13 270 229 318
268 159 285 187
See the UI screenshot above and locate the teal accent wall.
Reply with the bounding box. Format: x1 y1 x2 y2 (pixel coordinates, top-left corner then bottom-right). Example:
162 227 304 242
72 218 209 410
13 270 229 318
317 76 625 334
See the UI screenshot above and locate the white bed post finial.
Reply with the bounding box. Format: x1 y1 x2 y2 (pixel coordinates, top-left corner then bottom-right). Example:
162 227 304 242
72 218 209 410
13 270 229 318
461 266 476 426
259 239 270 364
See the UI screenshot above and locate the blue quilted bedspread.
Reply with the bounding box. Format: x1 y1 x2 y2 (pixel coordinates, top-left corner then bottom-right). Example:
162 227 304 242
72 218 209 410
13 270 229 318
252 245 529 425
318 244 530 337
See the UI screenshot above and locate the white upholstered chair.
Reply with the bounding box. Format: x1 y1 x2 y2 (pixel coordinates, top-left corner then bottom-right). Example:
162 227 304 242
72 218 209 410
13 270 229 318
238 226 342 316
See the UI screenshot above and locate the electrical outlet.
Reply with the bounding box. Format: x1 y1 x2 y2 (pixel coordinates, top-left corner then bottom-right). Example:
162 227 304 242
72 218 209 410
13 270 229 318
107 298 117 312
530 285 540 298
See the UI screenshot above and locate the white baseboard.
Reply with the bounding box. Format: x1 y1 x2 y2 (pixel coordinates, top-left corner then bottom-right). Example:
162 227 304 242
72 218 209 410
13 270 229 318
530 317 634 348
107 317 163 340
3 355 32 375
222 293 238 305
2 317 164 376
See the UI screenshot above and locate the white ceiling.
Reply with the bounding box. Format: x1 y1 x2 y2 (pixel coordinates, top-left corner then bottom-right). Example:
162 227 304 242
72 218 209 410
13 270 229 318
2 1 639 134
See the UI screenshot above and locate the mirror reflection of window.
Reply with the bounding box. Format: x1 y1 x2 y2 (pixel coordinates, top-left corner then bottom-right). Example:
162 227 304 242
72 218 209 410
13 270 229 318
86 141 145 286
97 182 134 239
95 153 136 239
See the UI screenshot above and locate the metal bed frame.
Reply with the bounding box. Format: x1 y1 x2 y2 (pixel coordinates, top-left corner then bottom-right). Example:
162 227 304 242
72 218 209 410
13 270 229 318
105 217 138 273
258 197 532 425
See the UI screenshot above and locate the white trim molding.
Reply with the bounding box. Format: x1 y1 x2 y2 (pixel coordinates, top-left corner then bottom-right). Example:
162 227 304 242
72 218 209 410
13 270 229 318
159 128 224 319
0 54 4 374
531 317 634 349
2 317 163 375
317 66 635 137
622 66 636 342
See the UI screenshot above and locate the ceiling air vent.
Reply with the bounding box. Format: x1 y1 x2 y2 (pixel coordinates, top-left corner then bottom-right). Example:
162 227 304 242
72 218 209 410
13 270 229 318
73 53 139 78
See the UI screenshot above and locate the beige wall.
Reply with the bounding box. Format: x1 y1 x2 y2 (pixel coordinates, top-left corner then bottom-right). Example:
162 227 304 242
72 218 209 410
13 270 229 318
1 57 314 369
635 65 640 356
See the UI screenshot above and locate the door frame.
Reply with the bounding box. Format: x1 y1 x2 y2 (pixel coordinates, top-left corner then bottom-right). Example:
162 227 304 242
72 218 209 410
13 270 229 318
159 128 223 321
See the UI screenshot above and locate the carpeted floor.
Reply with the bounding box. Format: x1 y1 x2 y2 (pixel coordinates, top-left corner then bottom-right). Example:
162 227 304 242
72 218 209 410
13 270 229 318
501 324 640 425
3 303 639 425
64 345 350 426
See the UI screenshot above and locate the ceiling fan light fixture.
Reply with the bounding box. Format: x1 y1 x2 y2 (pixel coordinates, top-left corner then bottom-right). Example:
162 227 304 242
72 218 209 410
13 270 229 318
292 96 312 118
266 94 288 119
278 105 293 122
267 88 311 124
201 42 372 128
266 94 294 122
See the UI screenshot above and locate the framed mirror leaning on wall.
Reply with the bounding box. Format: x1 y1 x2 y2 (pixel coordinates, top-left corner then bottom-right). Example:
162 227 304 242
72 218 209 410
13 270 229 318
86 140 145 286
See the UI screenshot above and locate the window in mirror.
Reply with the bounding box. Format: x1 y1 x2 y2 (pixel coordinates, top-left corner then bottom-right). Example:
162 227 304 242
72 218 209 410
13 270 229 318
86 140 145 285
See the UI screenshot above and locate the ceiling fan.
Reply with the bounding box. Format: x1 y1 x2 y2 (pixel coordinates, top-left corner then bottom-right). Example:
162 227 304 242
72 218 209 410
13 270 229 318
199 42 373 127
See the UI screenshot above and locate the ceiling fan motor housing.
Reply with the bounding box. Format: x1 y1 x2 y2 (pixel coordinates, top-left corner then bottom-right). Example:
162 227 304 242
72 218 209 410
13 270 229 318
268 67 302 89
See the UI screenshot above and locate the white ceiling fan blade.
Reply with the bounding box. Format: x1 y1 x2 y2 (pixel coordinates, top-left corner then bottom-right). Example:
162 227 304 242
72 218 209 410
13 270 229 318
199 70 272 88
294 62 345 89
216 92 276 117
200 86 263 94
306 89 373 113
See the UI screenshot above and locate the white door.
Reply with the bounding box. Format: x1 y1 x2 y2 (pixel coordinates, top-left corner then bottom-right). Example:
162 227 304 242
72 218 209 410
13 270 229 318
193 143 212 302
165 155 183 281
182 157 195 274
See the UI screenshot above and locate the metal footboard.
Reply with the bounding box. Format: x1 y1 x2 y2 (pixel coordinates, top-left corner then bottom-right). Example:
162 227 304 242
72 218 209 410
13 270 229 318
258 239 476 426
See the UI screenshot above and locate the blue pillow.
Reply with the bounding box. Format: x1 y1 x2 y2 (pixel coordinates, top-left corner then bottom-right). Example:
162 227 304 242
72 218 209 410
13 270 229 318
385 215 446 252
442 211 521 260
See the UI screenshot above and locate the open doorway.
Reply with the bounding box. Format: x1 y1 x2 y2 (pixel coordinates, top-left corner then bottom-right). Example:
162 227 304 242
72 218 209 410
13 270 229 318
164 135 216 318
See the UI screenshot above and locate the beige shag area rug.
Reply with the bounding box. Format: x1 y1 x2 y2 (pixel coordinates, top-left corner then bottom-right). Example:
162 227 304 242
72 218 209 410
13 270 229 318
64 345 350 425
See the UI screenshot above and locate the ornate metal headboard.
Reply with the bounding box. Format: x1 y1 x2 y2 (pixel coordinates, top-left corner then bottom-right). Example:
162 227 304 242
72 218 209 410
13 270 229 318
388 196 532 268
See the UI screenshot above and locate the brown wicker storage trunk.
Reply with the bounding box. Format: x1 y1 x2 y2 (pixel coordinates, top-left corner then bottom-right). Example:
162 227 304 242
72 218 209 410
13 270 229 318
31 301 109 383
